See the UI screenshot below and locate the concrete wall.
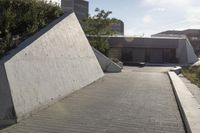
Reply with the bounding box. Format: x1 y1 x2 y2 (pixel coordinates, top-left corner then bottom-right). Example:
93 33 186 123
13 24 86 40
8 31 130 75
177 38 197 64
0 13 104 121
176 39 188 64
185 38 198 63
0 65 16 121
92 48 122 73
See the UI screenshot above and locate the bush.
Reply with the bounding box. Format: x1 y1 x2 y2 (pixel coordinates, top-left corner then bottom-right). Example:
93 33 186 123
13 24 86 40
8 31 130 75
196 67 200 79
0 0 63 58
182 66 200 88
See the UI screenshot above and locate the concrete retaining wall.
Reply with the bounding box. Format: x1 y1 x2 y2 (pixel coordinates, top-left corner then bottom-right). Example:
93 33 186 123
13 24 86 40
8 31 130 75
168 72 200 133
0 13 104 121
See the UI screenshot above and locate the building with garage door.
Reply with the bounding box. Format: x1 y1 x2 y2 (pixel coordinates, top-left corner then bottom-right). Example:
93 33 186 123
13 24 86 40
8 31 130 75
108 36 198 65
152 29 200 56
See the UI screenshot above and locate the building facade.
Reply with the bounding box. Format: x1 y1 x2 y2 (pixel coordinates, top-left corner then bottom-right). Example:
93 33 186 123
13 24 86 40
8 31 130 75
61 0 89 25
152 29 200 56
108 37 197 65
111 20 124 35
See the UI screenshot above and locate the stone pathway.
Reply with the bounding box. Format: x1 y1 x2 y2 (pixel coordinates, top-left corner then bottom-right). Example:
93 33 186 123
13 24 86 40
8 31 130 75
0 67 185 133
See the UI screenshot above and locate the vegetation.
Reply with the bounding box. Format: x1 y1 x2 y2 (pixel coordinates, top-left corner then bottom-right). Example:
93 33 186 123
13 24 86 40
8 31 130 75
182 66 200 88
83 8 117 56
0 0 63 58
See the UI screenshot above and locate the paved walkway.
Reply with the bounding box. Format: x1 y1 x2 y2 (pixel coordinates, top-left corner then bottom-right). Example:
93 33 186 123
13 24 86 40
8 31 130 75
1 67 185 133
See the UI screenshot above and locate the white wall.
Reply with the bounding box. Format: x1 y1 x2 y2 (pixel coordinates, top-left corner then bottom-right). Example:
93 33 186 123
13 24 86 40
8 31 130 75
0 13 103 121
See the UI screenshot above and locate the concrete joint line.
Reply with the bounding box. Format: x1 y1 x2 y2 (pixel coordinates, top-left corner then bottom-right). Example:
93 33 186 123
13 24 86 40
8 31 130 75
168 72 200 133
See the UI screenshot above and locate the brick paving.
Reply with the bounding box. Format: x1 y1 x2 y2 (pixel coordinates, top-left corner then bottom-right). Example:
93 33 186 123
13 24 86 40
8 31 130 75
0 67 185 133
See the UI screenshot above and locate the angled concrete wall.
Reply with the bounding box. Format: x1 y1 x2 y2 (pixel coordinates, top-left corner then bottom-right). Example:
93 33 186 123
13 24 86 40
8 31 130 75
176 39 188 64
92 47 122 73
0 65 16 123
0 13 104 121
185 38 198 63
177 38 197 64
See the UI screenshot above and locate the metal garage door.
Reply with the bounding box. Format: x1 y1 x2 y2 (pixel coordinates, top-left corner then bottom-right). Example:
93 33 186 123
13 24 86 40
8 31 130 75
122 48 133 62
132 48 145 62
148 49 163 63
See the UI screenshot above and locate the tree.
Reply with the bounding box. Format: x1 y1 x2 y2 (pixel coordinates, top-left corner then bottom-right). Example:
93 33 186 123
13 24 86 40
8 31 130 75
83 8 117 55
0 0 63 58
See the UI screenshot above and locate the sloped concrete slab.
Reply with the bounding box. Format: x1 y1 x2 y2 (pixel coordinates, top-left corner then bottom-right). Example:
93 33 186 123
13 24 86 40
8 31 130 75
168 72 200 133
0 13 104 122
92 47 122 73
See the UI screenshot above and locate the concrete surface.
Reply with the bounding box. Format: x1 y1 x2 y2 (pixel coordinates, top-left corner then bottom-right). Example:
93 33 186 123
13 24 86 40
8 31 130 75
179 74 200 105
0 13 103 122
1 67 185 133
93 47 122 73
168 72 200 133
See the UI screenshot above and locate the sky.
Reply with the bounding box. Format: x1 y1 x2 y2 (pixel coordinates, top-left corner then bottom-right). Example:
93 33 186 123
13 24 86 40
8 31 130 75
88 0 200 37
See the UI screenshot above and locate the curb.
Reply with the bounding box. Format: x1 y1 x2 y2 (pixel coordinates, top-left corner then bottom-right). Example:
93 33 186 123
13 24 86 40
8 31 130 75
168 72 200 133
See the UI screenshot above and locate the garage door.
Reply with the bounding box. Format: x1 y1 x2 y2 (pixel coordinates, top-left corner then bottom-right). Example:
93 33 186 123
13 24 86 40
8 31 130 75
148 49 163 63
132 48 145 62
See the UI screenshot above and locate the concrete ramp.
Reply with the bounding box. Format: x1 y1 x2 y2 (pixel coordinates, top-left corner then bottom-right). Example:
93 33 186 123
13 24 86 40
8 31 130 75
0 13 104 122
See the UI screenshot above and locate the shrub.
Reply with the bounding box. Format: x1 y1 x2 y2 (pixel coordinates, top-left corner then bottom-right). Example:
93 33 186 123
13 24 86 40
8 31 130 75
196 67 200 80
182 66 200 88
0 0 63 58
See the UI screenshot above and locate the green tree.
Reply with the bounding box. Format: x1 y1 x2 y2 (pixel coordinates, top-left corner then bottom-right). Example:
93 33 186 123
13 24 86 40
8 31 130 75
0 0 63 58
83 8 117 55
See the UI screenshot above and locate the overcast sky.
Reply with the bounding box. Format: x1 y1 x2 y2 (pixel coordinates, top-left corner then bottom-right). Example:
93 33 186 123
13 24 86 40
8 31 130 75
89 0 200 37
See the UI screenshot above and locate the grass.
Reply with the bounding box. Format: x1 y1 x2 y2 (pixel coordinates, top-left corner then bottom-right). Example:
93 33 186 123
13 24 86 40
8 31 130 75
182 66 200 88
